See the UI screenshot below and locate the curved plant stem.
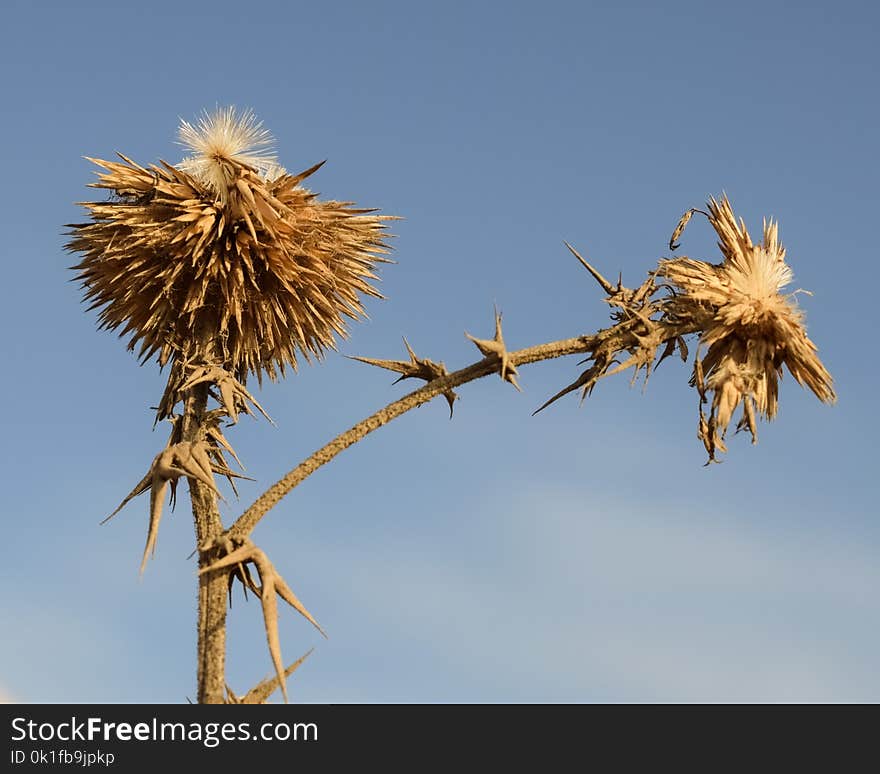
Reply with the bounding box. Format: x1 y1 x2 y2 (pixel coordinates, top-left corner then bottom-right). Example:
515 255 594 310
227 335 595 542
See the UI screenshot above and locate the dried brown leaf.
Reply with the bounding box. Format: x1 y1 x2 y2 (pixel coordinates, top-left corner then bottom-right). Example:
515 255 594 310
350 337 458 416
200 540 325 704
465 307 520 391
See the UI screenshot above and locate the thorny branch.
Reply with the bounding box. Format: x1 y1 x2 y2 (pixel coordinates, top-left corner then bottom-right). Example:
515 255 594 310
225 257 703 544
225 196 837 549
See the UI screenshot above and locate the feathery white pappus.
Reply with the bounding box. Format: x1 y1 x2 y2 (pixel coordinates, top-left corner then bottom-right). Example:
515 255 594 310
177 106 284 195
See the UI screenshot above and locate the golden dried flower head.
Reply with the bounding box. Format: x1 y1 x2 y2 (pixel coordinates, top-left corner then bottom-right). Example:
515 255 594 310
660 195 835 457
67 107 394 382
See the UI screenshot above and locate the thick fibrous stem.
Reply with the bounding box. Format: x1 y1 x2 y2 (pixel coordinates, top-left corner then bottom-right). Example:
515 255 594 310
228 334 609 542
179 380 228 704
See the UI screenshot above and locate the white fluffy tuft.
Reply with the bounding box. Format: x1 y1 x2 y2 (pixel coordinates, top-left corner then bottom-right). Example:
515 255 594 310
177 106 279 194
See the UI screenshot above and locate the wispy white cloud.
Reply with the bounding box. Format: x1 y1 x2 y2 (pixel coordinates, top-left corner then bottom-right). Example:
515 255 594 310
282 482 880 702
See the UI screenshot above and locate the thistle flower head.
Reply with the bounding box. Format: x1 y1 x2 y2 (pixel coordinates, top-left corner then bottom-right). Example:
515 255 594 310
660 195 835 457
67 107 393 385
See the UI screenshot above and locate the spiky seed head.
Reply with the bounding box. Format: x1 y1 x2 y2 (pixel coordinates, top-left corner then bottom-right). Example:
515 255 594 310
67 107 394 383
660 195 835 452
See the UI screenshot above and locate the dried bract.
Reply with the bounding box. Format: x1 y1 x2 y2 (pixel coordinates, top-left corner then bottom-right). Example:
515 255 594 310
534 247 684 414
180 363 273 425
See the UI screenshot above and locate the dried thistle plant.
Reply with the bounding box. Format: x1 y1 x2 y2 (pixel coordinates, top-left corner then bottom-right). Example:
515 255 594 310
68 108 835 704
67 107 395 703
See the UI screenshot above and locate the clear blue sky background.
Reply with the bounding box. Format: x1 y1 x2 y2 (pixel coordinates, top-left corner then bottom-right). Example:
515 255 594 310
1 0 877 703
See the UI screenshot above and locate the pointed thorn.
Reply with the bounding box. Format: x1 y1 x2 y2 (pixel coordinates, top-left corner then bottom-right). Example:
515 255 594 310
402 336 418 361
532 371 593 415
290 160 327 185
564 241 616 294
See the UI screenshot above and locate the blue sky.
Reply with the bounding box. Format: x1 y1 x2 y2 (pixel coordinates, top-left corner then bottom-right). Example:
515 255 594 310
1 0 877 703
